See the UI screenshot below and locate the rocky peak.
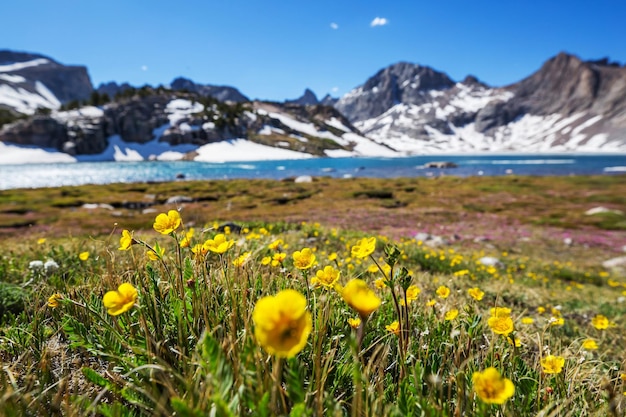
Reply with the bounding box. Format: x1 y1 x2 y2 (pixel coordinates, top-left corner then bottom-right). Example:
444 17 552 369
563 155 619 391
170 77 249 103
508 52 626 118
335 61 455 122
286 88 319 105
320 94 338 106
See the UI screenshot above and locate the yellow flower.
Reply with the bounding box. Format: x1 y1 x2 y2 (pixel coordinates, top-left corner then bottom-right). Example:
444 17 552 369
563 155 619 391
473 367 515 404
521 317 534 325
203 234 235 254
507 336 521 347
119 229 135 251
488 316 514 336
146 243 165 261
272 252 287 266
252 289 312 358
426 299 437 307
341 279 381 319
191 243 207 255
541 355 565 374
328 252 338 261
468 287 484 301
385 321 400 335
261 256 272 265
79 251 90 261
374 277 388 289
37 238 46 245
180 228 195 248
445 309 459 321
581 339 598 350
312 265 340 288
591 314 610 330
436 285 450 299
348 317 361 329
490 307 512 318
103 283 138 316
368 264 380 274
153 210 181 235
293 248 316 270
550 317 564 326
537 306 546 314
351 237 376 259
47 293 63 308
268 239 283 250
405 285 421 303
233 252 251 267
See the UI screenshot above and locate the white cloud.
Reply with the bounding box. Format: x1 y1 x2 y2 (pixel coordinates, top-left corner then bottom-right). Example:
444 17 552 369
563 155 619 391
330 22 339 30
370 17 388 27
141 65 148 71
331 87 339 93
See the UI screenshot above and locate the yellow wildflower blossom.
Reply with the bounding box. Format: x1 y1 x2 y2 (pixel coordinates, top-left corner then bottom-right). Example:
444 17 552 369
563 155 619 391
385 321 400 336
436 285 450 299
119 229 135 251
252 289 312 358
79 251 90 261
341 279 381 319
351 237 376 259
591 314 610 330
293 248 316 270
468 287 484 301
203 234 235 254
488 316 514 336
312 265 340 288
153 210 181 235
47 293 63 308
445 309 459 321
473 367 515 404
103 283 138 316
348 317 361 329
541 355 565 374
581 339 598 350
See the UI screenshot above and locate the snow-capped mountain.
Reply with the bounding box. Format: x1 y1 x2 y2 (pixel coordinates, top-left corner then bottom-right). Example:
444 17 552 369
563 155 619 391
335 53 626 152
1 49 625 163
0 89 394 163
0 50 92 114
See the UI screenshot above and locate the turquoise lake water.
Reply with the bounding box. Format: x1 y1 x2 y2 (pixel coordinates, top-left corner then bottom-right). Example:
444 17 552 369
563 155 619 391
1 154 624 190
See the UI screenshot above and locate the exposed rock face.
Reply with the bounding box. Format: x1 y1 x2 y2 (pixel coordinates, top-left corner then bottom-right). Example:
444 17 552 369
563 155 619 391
286 88 319 105
0 50 93 114
104 95 170 143
170 77 249 102
320 94 338 106
335 62 456 122
336 53 626 153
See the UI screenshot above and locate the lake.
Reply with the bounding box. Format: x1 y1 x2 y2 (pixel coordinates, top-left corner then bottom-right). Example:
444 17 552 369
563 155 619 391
1 154 624 190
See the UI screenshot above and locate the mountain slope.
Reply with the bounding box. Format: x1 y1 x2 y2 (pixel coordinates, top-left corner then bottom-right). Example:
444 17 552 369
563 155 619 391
0 88 394 162
0 50 92 115
335 53 626 153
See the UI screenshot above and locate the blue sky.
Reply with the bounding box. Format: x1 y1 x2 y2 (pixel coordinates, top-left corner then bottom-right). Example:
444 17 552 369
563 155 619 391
2 0 625 101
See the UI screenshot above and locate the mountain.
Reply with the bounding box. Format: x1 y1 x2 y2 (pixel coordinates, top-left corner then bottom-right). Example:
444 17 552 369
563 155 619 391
335 53 626 153
170 77 249 102
0 88 394 161
1 49 625 160
286 88 319 105
0 50 93 114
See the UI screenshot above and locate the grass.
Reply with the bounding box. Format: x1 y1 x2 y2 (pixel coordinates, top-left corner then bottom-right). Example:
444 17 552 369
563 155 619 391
0 175 625 416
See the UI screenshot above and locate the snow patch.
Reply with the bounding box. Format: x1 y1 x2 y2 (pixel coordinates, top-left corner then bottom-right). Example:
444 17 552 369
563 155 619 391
193 139 314 163
0 58 50 72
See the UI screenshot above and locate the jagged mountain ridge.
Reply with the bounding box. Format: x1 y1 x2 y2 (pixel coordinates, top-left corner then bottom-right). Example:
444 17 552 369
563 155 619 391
336 53 626 152
0 88 394 161
1 49 625 157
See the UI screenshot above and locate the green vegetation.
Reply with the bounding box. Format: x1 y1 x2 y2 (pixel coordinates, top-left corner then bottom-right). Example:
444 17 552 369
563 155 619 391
0 175 625 416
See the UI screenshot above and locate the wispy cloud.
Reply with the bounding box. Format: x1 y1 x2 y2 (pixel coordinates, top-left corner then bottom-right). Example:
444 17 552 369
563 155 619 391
330 22 339 30
370 17 388 27
141 65 148 71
